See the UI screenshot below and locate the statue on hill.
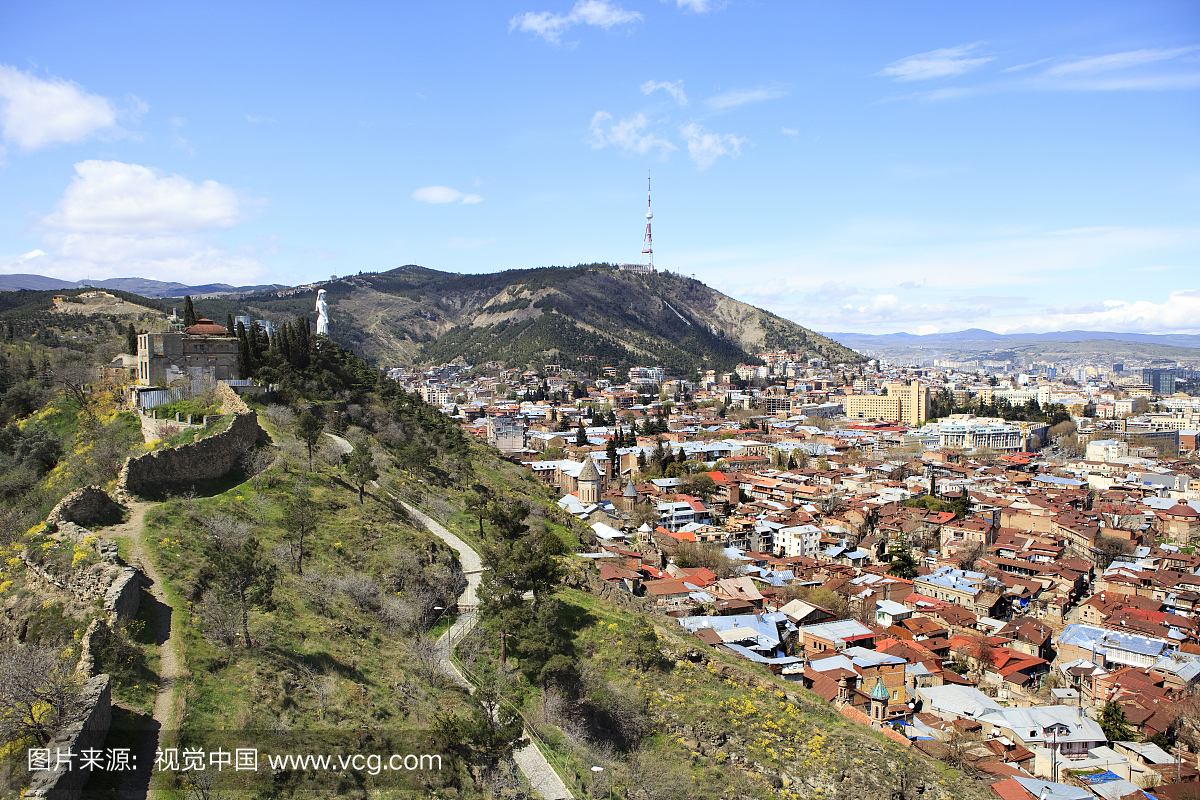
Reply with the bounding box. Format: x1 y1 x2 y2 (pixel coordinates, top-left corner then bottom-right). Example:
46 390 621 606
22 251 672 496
315 289 329 335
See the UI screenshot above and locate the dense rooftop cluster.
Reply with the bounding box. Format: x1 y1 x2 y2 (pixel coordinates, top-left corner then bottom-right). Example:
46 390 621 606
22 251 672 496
393 349 1200 799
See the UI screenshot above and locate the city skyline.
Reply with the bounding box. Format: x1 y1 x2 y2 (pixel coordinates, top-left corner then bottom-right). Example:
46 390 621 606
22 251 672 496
0 1 1197 336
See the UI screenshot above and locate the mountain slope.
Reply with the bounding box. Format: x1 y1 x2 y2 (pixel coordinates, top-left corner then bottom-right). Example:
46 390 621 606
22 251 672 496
0 273 285 297
331 264 864 372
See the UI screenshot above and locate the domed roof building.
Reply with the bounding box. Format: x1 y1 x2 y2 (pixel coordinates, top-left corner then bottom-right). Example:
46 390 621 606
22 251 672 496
183 318 230 336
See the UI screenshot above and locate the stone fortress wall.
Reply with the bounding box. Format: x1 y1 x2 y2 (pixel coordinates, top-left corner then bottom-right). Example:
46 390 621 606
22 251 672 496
117 380 259 495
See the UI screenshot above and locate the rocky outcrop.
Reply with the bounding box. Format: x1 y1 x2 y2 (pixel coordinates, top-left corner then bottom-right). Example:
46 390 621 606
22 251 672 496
214 380 251 414
22 674 113 800
563 567 666 617
45 487 120 533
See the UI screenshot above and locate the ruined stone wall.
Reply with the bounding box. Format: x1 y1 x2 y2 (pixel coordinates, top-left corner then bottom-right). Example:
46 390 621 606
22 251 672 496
22 675 112 800
117 410 259 494
138 412 203 444
21 557 142 626
45 487 121 532
215 380 251 414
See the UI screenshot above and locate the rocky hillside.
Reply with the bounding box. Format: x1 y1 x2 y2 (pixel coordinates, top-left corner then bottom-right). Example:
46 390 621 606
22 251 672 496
352 264 862 372
189 265 863 374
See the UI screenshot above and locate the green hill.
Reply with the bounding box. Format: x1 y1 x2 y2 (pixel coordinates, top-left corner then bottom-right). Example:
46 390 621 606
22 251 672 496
185 264 864 374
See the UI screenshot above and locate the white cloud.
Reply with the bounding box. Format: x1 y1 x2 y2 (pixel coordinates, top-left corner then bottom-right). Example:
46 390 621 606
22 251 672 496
43 161 242 233
0 64 118 151
640 80 688 105
1038 72 1200 92
877 43 993 81
676 0 723 12
1002 58 1054 73
1045 46 1199 77
510 0 642 44
679 122 744 169
694 222 1200 333
589 111 676 156
7 160 267 285
998 290 1200 334
411 186 484 204
781 126 798 136
168 116 194 155
704 87 785 111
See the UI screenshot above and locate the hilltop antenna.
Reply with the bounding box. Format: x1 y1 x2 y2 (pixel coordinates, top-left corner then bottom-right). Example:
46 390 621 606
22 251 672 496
641 172 654 272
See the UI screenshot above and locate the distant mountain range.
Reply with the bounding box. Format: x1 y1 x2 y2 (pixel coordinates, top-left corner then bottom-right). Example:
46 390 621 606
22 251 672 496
0 273 285 298
826 329 1200 350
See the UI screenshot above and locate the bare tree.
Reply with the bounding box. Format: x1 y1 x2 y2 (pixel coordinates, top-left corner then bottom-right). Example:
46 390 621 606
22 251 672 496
263 404 296 431
409 633 445 688
249 494 271 528
54 361 96 418
944 727 982 776
201 514 252 553
244 448 276 490
297 663 337 721
972 446 999 466
336 573 381 611
299 570 335 616
0 645 84 746
1096 534 1133 569
196 589 241 660
957 540 987 572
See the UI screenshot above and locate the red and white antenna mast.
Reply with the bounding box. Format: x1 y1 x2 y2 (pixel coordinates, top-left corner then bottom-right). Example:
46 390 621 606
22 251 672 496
641 172 654 272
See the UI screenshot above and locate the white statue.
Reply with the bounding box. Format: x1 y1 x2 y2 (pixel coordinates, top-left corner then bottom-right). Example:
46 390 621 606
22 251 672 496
315 289 329 335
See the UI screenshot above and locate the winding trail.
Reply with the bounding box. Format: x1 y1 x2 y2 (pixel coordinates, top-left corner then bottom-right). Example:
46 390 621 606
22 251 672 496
325 430 572 797
398 501 572 800
95 500 179 799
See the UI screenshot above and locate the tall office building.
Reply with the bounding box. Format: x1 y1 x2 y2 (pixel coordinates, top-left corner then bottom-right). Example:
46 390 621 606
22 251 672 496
1141 368 1176 396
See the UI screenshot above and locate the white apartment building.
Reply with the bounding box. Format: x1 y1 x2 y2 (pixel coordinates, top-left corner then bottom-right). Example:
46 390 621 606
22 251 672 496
993 385 1053 406
628 366 666 385
778 524 822 559
1085 439 1128 462
419 386 451 406
937 419 1023 453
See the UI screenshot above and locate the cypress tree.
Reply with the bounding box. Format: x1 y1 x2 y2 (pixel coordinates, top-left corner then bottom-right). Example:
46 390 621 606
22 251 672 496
294 317 310 369
125 323 138 355
249 322 266 363
280 322 293 364
24 357 36 381
226 314 235 335
236 322 253 378
183 295 197 327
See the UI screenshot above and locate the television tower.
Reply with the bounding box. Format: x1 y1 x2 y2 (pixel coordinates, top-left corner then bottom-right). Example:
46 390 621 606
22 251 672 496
641 172 654 271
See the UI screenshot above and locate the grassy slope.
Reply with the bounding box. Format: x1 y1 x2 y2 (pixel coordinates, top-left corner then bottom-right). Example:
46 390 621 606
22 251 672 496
125 408 582 797
136 424 467 795
523 586 992 800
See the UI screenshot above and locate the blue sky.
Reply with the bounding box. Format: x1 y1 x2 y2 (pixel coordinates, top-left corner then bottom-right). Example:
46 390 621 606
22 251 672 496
1 1 1197 335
